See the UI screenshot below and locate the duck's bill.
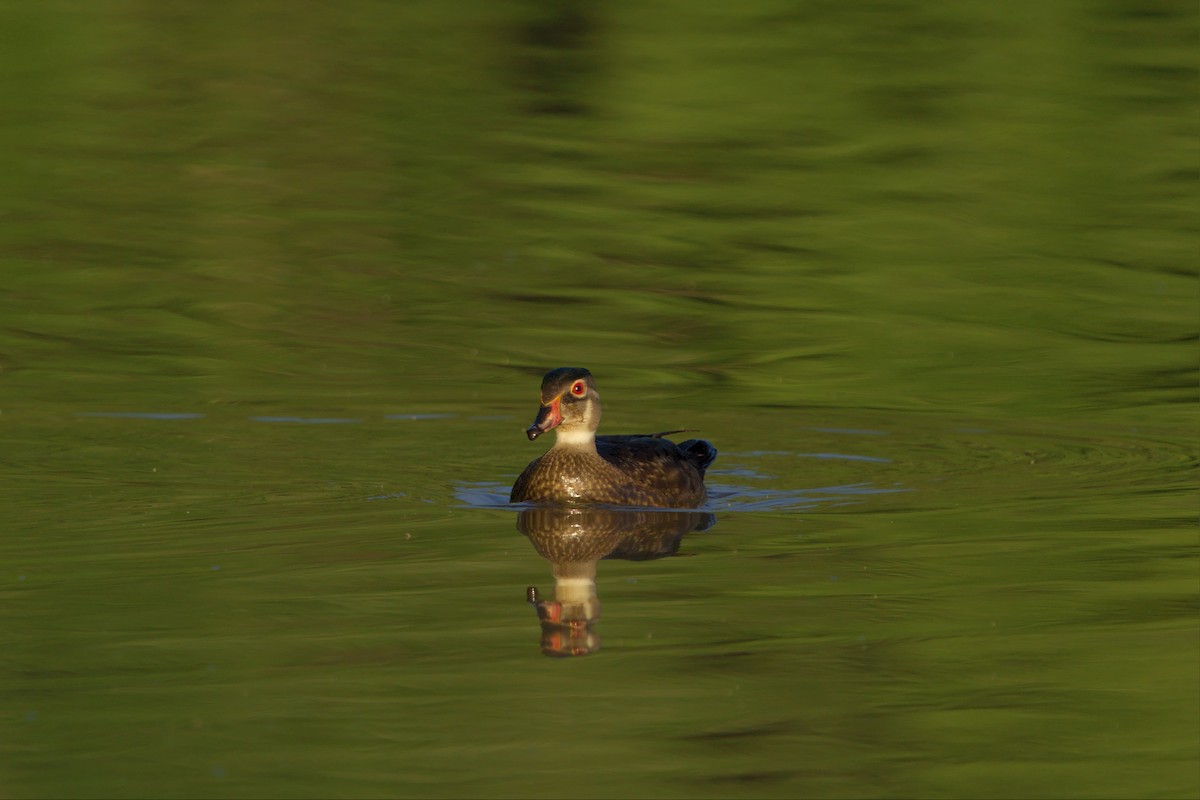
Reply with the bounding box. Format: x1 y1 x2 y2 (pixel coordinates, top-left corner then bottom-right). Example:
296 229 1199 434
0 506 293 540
526 396 562 440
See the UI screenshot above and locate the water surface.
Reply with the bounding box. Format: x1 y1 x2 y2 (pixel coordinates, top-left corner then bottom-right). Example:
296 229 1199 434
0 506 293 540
1 1 1196 798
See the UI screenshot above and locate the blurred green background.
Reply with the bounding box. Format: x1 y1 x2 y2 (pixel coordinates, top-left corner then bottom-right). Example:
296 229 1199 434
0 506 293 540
2 0 1193 419
1 1 1196 798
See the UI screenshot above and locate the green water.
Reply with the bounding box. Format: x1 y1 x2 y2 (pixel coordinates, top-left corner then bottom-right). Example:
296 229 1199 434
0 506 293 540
2 1 1196 797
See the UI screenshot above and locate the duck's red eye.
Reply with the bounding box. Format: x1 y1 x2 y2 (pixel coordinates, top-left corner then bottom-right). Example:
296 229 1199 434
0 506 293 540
571 381 586 396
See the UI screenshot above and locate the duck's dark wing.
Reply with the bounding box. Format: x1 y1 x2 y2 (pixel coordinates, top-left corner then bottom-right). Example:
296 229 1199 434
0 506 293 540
596 433 717 478
594 436 704 506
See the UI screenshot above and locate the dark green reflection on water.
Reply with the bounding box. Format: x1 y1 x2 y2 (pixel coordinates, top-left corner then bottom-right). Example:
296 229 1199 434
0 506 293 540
0 0 1196 797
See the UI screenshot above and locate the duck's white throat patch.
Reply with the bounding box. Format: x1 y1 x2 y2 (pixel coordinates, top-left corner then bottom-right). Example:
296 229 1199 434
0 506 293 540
554 428 595 446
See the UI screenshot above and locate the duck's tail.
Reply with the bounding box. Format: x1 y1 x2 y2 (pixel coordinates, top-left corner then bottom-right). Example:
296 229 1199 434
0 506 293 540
677 438 718 476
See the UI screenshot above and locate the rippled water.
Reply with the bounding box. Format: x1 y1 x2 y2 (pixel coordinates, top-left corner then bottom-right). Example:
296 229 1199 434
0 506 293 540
2 1 1196 798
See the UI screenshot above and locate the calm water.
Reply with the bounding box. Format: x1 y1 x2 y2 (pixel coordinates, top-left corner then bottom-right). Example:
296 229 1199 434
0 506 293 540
2 1 1197 798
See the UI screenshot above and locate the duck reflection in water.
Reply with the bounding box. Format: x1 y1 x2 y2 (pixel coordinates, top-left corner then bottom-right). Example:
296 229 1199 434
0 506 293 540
518 507 715 657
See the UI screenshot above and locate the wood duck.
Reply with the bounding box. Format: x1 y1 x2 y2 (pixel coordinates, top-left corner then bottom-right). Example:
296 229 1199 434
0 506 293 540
509 367 717 508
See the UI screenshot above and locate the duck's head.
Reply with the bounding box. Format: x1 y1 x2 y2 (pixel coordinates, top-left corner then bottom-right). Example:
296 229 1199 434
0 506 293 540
525 366 601 445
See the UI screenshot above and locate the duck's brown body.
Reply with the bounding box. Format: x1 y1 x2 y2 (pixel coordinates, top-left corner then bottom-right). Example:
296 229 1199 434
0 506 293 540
511 433 714 507
509 368 717 509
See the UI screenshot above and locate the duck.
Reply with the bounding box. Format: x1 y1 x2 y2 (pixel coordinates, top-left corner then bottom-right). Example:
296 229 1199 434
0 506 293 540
509 367 717 508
